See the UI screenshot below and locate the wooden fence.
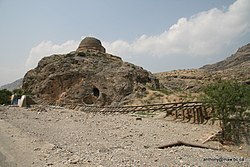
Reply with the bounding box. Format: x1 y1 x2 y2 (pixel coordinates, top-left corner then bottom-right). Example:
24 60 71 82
62 101 249 142
68 101 213 124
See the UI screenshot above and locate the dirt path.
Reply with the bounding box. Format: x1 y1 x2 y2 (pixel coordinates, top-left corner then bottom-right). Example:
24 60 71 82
0 106 249 166
0 119 43 166
0 118 64 166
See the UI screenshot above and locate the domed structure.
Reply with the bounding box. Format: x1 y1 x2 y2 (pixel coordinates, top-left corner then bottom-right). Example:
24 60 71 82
76 37 106 53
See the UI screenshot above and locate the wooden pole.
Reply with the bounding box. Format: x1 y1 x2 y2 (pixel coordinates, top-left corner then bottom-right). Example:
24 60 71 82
193 108 196 123
158 140 219 150
197 108 200 124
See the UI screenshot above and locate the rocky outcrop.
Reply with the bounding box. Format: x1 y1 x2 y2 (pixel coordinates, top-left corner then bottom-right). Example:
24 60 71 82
22 37 159 106
154 69 216 92
200 43 250 82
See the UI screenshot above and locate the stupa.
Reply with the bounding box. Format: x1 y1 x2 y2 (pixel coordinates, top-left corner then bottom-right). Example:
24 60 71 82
76 37 106 53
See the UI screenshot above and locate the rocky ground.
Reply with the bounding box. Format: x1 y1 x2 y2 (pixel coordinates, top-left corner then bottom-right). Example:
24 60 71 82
0 106 249 167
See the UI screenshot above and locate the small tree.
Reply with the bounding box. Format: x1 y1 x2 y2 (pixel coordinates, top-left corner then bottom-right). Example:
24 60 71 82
13 88 24 96
202 80 250 143
0 89 12 105
13 88 33 96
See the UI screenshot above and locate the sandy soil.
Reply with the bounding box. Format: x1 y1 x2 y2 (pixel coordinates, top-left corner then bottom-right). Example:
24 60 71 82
0 106 249 167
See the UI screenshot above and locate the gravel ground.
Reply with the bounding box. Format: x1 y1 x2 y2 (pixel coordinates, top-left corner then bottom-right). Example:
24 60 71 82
0 106 249 167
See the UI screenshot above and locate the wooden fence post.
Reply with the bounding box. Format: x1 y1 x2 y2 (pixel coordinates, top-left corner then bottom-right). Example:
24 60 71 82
200 106 204 124
193 108 196 123
197 107 201 124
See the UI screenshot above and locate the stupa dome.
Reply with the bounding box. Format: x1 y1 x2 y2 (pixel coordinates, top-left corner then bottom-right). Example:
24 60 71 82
76 37 106 53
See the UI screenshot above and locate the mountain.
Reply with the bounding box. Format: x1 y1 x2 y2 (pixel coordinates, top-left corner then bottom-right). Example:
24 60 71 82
201 43 250 71
0 78 23 91
155 43 250 93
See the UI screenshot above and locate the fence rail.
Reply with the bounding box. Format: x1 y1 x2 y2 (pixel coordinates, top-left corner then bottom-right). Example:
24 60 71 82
65 101 214 124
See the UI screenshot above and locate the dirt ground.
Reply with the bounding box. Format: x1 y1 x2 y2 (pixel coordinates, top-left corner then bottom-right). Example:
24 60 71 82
0 106 249 167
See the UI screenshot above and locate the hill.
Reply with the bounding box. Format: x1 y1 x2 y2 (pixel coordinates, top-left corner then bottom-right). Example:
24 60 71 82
0 78 23 91
22 37 159 106
153 43 250 103
201 43 250 71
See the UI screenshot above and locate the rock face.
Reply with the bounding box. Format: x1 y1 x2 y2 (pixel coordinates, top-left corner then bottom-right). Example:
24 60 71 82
22 37 159 106
154 69 212 92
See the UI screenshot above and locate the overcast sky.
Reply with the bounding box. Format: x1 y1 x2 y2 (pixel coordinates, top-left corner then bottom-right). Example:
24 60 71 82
0 0 250 86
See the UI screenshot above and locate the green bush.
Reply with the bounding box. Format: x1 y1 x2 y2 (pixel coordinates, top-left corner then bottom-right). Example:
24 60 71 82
201 80 250 143
13 88 33 96
0 89 12 105
13 88 24 96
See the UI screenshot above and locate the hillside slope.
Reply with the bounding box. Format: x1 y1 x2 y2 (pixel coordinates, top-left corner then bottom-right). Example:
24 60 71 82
201 43 250 71
154 43 250 97
0 78 23 91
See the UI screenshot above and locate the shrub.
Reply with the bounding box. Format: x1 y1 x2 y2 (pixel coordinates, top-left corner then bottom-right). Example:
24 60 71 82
13 88 24 96
13 88 33 96
201 80 250 143
0 89 12 105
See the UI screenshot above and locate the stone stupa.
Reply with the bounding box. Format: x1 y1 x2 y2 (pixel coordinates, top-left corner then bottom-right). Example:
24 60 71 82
76 37 106 53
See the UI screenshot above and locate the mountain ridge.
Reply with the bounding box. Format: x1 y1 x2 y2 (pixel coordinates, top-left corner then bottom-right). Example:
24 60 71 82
0 78 23 91
201 43 250 71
